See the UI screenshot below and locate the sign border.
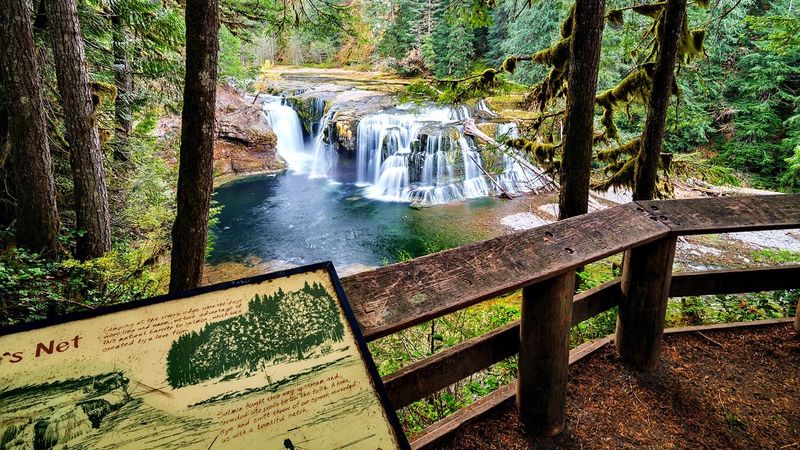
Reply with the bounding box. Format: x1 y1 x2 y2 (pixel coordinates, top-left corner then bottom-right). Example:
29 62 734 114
0 261 411 450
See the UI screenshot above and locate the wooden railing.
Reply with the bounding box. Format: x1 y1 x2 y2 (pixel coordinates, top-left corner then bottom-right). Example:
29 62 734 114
340 195 800 438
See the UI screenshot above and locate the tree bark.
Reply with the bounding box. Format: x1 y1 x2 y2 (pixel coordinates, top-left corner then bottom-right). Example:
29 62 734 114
0 0 61 252
633 0 686 201
558 0 606 220
112 11 132 161
46 0 111 259
169 0 219 293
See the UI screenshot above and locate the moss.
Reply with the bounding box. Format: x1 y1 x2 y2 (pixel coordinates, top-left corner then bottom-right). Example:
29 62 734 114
505 138 556 165
597 139 641 162
501 57 517 74
632 3 666 18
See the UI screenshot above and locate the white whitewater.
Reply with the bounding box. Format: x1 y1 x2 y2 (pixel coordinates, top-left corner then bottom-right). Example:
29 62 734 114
261 95 310 173
494 122 545 196
309 106 338 179
357 105 492 204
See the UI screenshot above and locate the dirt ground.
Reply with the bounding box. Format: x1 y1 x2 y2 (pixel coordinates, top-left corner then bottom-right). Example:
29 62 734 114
433 324 800 450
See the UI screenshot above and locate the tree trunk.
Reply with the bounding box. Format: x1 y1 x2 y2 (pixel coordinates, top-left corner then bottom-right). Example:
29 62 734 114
558 0 606 220
46 0 111 259
112 11 133 162
0 0 61 252
633 0 686 201
169 0 219 293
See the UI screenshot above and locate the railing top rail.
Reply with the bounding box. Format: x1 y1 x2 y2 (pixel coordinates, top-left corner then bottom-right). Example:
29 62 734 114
343 203 669 340
341 194 800 341
636 194 800 235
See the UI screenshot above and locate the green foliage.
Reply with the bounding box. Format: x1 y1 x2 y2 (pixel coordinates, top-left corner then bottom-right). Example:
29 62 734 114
0 231 169 327
166 282 344 387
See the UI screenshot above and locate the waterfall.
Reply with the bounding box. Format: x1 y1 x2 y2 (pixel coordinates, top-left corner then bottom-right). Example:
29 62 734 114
494 123 548 195
309 106 338 179
356 105 493 205
261 95 309 173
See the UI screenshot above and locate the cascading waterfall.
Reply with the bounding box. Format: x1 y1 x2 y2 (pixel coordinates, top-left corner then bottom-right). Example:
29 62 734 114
261 95 309 172
357 106 491 204
309 106 338 179
260 94 541 205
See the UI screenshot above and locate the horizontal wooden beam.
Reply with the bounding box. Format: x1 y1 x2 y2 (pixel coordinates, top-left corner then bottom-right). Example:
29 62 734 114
636 194 800 235
383 280 621 408
409 318 793 449
343 203 668 341
409 336 615 450
382 265 799 409
669 265 800 297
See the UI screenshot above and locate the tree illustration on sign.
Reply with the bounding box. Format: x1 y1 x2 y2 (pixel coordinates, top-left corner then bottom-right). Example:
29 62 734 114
166 282 346 388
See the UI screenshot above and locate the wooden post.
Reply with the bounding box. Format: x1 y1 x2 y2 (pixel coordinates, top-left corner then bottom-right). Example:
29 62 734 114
616 236 677 370
794 299 799 333
517 271 575 436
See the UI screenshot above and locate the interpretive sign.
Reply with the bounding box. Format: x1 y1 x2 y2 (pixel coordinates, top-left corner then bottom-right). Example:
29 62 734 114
0 262 409 449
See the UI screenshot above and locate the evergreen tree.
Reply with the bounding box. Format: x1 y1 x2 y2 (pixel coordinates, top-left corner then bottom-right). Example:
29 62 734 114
170 0 220 293
46 0 112 260
0 0 61 253
378 0 422 59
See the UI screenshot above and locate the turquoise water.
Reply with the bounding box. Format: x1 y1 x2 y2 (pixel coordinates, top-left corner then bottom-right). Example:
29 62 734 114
208 170 498 268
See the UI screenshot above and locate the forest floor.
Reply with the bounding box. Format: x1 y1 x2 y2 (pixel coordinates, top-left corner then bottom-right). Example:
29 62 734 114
432 323 800 450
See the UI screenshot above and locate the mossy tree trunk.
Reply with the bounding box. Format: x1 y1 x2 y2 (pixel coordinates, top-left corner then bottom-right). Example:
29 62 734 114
633 0 686 200
46 0 111 259
0 0 61 252
558 0 606 220
169 0 219 293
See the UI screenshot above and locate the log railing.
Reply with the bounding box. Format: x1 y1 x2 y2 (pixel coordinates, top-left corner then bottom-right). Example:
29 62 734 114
340 194 800 438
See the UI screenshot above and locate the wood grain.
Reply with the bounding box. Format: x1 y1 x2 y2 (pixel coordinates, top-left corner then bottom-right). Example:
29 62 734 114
382 279 621 409
635 194 800 235
343 203 668 341
616 236 677 370
669 265 800 297
517 271 575 435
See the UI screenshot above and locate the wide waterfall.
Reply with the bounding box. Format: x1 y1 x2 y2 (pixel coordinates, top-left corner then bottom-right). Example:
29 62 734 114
356 105 502 205
261 95 544 205
261 95 309 172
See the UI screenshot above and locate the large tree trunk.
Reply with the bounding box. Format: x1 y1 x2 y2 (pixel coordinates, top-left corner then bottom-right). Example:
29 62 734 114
633 0 685 201
558 0 606 220
169 0 219 293
112 11 133 161
0 0 61 252
46 0 111 259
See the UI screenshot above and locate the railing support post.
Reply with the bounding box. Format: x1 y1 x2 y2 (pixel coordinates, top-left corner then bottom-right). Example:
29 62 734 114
616 236 677 370
517 271 575 436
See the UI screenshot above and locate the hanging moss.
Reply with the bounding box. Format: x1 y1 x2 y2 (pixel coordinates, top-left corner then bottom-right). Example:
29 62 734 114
592 157 637 191
597 139 641 162
531 38 571 66
632 3 666 18
506 138 556 165
90 81 118 107
678 26 706 62
501 57 517 74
